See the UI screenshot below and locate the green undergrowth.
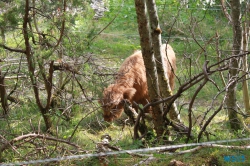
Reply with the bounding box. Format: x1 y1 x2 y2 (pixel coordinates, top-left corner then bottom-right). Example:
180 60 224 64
1 99 249 165
1 0 250 165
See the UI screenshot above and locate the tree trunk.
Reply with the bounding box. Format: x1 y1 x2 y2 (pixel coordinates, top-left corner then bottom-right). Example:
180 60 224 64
0 27 8 116
23 0 53 132
0 70 8 116
1 27 5 45
242 23 250 114
242 3 250 115
134 0 164 137
146 0 180 123
225 0 243 130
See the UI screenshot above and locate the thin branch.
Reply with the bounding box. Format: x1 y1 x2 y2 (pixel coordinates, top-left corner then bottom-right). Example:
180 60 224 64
29 6 51 19
45 61 54 110
73 74 92 102
197 104 223 142
88 1 124 45
23 0 43 110
186 71 208 142
0 44 26 53
220 0 232 23
0 133 82 153
54 0 66 48
68 109 98 141
174 144 250 155
8 56 24 97
215 32 226 87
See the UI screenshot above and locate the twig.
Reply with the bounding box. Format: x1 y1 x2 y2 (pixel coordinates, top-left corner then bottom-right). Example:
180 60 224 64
0 44 26 54
215 32 226 87
68 109 97 141
220 0 232 23
88 0 124 45
0 133 83 153
53 0 66 49
133 156 157 166
175 144 250 155
186 61 212 142
197 104 223 142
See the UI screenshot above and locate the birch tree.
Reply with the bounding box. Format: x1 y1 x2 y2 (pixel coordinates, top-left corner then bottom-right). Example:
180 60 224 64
145 0 180 123
134 0 164 137
134 0 181 138
242 2 250 115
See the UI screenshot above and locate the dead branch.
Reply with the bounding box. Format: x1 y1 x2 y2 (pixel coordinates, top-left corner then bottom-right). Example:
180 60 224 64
132 102 148 140
89 3 123 45
53 60 79 74
23 0 43 112
0 133 83 153
220 0 232 23
68 109 98 141
166 119 189 135
123 99 138 124
215 32 226 87
0 44 26 54
197 104 223 142
53 0 66 49
175 144 250 155
186 61 211 141
150 51 249 117
133 156 158 166
45 61 54 110
74 74 92 102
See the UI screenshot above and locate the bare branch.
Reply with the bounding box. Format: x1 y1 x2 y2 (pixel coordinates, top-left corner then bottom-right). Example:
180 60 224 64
54 0 66 48
88 2 124 45
0 44 25 54
0 133 83 153
175 144 250 155
197 104 223 142
220 0 232 23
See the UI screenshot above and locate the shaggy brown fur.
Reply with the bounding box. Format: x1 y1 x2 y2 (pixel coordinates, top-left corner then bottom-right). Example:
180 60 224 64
100 44 176 122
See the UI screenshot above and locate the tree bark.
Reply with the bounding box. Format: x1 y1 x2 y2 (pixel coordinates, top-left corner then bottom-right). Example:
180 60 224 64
146 0 180 123
134 0 164 137
0 25 8 116
0 70 8 115
225 0 243 130
23 0 53 132
242 3 250 115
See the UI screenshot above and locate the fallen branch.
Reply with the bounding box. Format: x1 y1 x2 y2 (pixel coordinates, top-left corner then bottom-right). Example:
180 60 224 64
0 133 83 153
133 156 158 166
174 144 250 155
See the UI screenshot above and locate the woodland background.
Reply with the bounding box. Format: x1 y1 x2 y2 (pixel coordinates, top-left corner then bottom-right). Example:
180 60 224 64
0 0 250 165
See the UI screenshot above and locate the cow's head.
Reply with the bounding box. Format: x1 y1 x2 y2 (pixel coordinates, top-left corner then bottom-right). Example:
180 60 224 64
100 84 136 122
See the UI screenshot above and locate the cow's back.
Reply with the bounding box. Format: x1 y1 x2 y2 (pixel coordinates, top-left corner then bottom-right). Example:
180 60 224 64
163 44 176 89
114 44 176 105
115 51 149 105
101 44 176 121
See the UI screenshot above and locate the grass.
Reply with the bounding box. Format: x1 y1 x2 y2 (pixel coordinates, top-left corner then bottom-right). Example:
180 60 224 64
1 0 250 165
90 34 140 60
1 98 250 165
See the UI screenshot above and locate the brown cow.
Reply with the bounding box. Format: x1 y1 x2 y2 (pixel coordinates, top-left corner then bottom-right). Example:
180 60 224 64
100 44 176 122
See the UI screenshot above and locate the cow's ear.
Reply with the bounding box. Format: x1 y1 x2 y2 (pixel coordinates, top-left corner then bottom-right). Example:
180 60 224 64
123 88 136 100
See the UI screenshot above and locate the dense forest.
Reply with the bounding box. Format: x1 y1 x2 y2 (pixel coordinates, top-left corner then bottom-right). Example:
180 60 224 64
0 0 250 165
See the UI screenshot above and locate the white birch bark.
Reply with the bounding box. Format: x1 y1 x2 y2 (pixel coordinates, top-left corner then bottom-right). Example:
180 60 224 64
134 0 164 137
145 0 180 122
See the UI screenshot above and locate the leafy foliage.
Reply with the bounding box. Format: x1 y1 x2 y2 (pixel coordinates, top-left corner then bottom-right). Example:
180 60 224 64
0 0 249 165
